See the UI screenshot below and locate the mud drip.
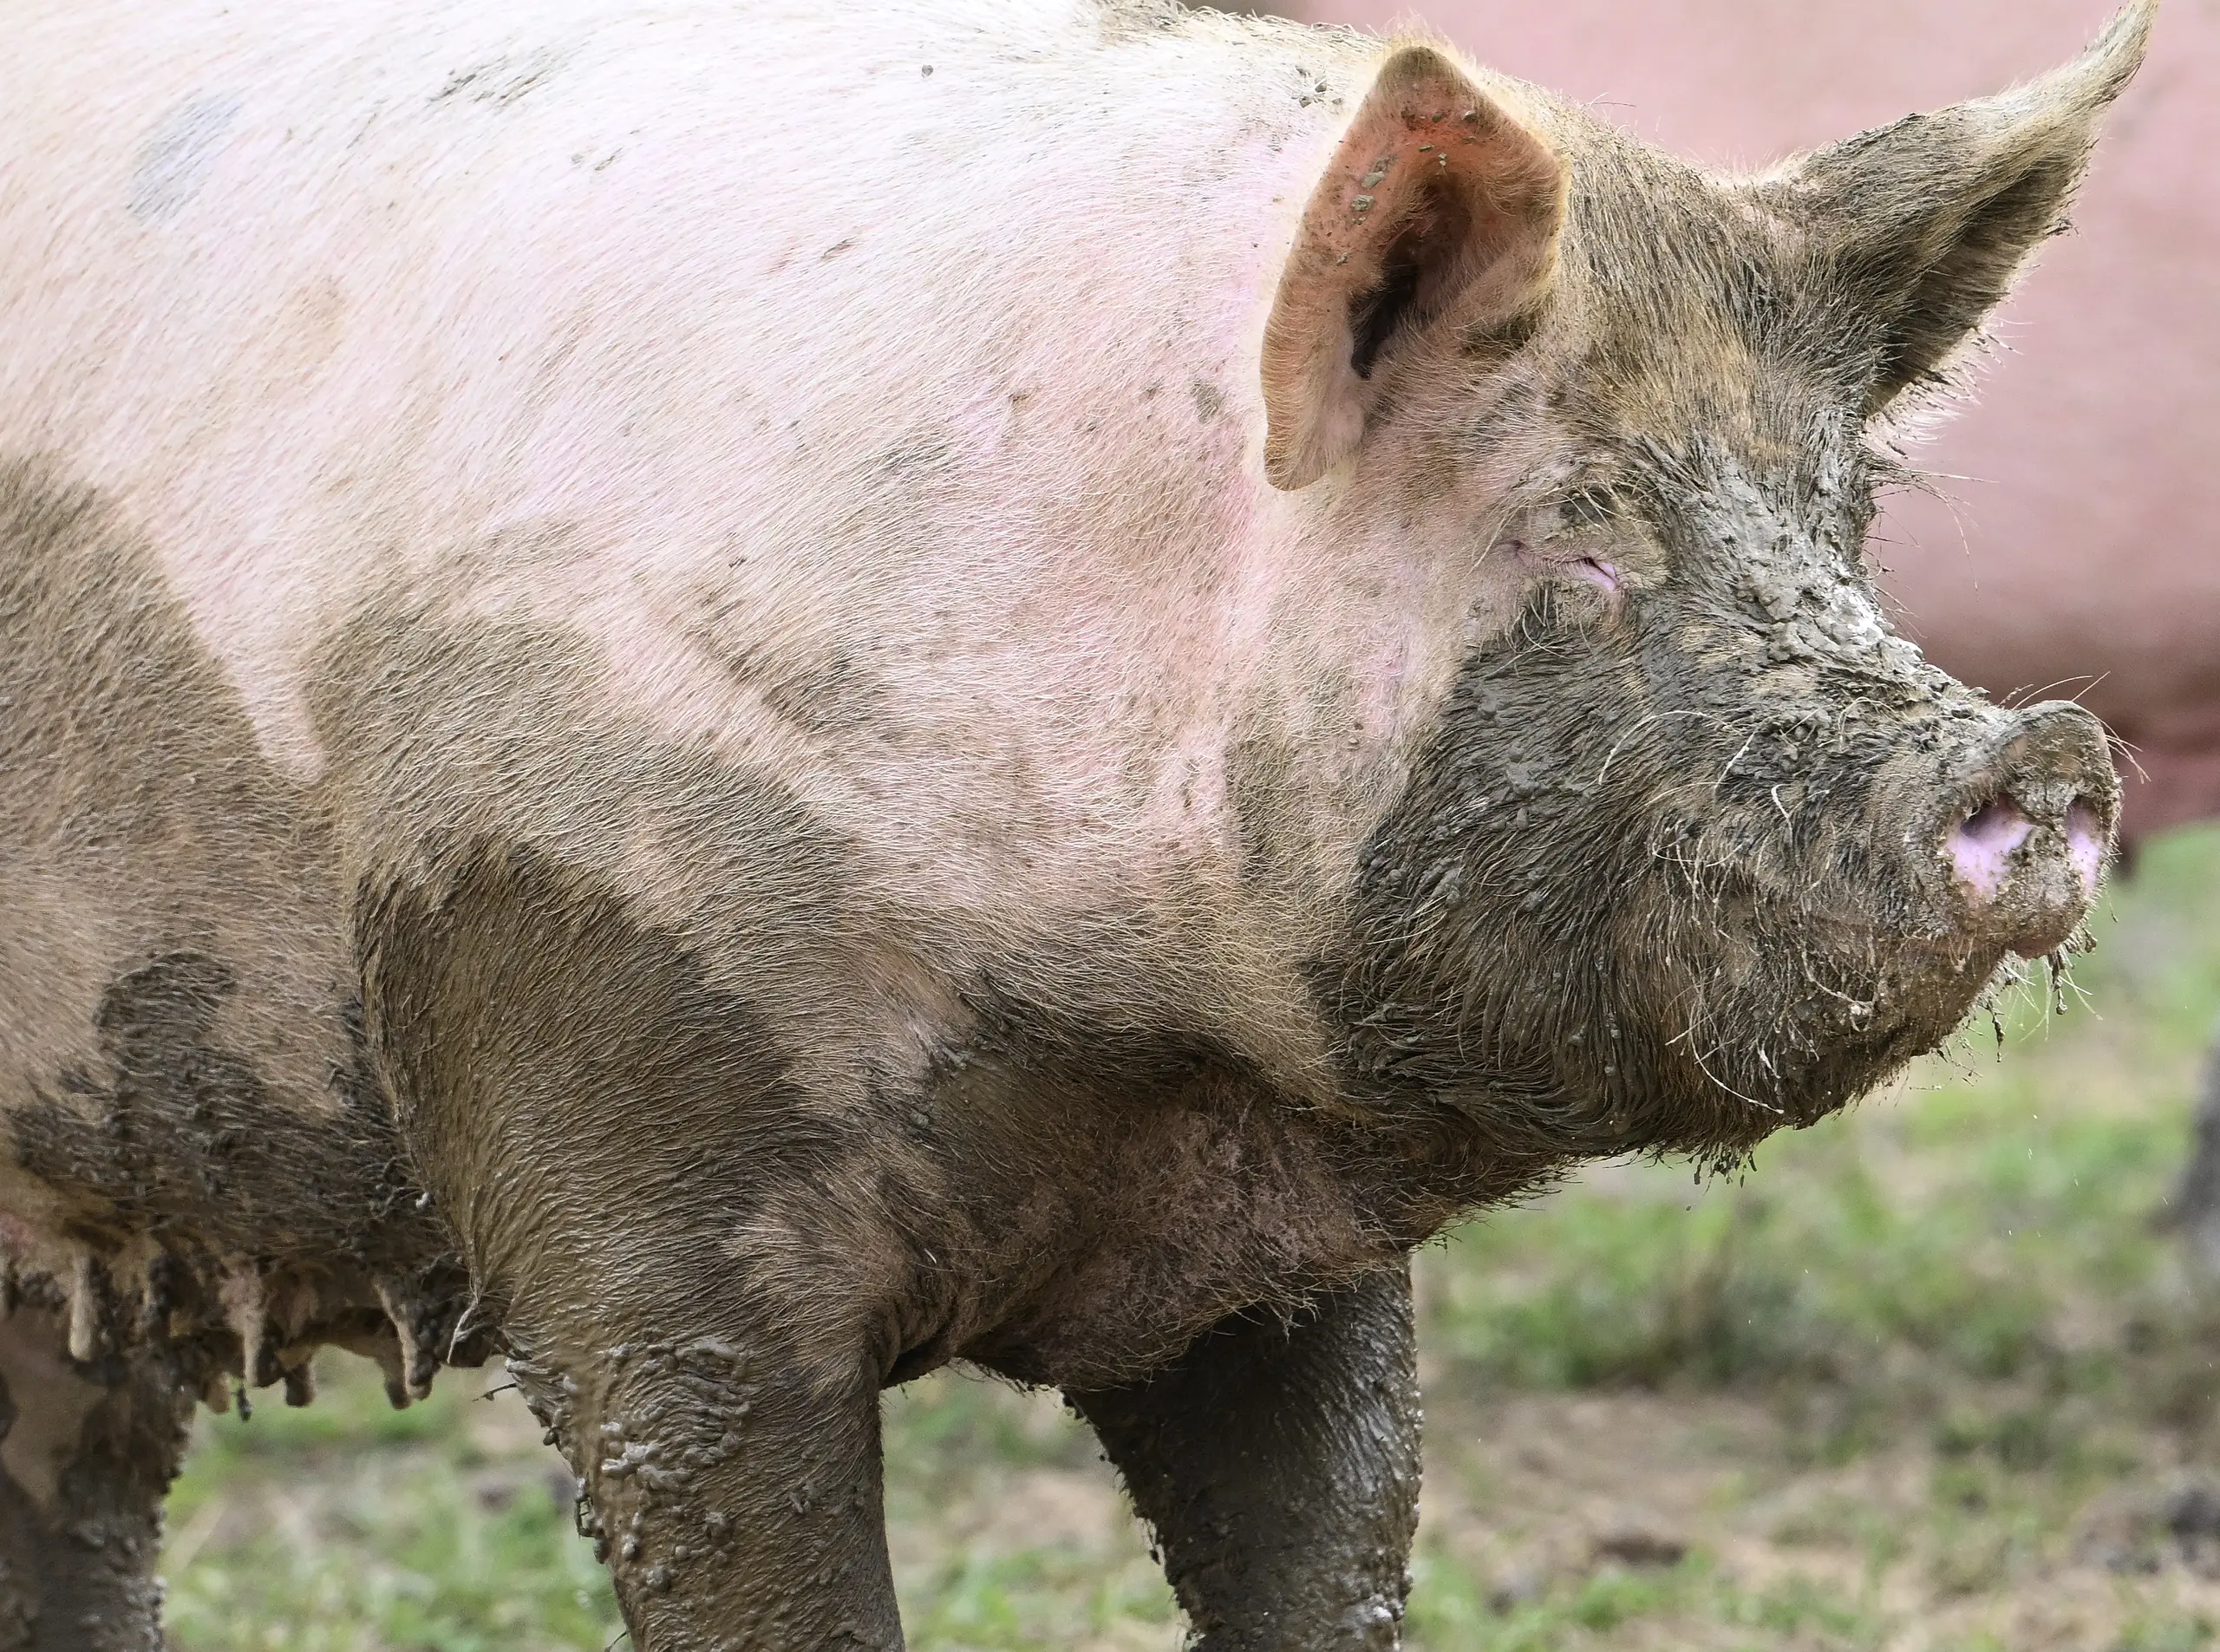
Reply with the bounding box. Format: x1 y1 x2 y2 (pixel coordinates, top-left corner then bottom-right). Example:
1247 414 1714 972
0 1228 486 1426
0 1239 482 1651
0 948 498 1412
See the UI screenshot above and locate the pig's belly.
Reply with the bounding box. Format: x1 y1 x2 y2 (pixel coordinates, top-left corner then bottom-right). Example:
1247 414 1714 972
0 458 452 1393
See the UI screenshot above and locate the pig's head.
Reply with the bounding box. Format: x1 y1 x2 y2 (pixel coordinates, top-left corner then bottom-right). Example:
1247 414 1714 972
1276 6 2151 1171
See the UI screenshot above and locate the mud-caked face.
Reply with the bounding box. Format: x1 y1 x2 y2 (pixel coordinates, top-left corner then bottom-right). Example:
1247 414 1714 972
1331 414 2113 1169
1263 21 2148 1168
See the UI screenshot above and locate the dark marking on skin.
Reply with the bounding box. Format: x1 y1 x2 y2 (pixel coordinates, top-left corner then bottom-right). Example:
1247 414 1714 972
1089 0 1198 47
757 650 892 738
13 957 429 1268
1224 728 1305 893
872 428 957 482
125 94 240 224
429 47 571 108
1191 379 1226 423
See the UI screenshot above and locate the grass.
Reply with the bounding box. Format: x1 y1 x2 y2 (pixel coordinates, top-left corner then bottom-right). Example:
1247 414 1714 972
160 826 2220 1649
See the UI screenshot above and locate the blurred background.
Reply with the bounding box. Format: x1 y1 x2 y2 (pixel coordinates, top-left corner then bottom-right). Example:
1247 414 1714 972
154 3 2220 1648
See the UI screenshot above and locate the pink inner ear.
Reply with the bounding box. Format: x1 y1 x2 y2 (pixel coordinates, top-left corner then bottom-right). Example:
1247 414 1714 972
1259 48 1565 490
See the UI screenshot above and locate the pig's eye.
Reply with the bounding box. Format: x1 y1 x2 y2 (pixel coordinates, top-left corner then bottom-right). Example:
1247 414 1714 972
1505 540 1625 604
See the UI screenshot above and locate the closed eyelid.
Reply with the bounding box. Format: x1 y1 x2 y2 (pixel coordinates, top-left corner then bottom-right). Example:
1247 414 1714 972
1504 541 1623 593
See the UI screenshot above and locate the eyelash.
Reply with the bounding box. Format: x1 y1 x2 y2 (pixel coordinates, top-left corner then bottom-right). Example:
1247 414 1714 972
1504 540 1624 597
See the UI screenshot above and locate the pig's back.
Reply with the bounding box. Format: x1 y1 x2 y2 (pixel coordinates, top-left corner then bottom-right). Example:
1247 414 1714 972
0 0 1387 1275
0 0 1332 765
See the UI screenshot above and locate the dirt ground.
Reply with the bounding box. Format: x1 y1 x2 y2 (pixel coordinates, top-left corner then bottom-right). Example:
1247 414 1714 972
880 1353 2220 1652
157 826 2220 1650
159 1228 2220 1652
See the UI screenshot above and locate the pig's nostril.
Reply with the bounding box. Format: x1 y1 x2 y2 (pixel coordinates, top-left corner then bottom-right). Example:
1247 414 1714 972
2064 797 2106 895
1948 798 2034 900
1958 799 2033 852
1962 799 2033 852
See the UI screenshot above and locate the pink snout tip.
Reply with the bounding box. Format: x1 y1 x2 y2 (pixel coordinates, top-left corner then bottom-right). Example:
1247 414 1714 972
1948 799 2033 900
1946 796 2107 902
2064 799 2105 897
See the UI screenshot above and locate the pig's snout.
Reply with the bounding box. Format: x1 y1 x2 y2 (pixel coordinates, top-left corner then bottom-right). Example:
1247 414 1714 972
1940 702 2115 956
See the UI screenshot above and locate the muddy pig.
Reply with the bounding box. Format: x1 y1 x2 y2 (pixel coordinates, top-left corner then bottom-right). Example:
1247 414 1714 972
0 0 2150 1646
1290 0 2220 843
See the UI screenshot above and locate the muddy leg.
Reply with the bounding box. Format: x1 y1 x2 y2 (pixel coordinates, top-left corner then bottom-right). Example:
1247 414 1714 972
362 852 904 1650
499 1309 898 1650
0 1305 193 1651
1067 1263 1421 1652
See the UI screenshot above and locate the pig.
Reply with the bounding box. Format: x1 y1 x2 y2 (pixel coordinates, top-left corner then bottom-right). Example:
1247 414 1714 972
1286 0 2220 842
0 0 2149 1646
1289 0 2220 1270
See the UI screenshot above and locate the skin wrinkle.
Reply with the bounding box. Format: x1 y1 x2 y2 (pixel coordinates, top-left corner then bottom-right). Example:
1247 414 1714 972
0 0 2153 1644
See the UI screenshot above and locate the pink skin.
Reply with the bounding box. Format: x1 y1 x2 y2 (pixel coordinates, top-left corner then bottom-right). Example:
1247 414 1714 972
2065 800 2106 894
1949 798 2036 899
1948 797 2107 900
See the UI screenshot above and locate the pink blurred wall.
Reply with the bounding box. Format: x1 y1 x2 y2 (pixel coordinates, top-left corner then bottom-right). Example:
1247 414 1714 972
1296 0 2220 840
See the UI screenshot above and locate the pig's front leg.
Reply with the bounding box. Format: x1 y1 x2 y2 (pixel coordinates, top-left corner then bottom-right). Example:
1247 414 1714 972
1067 1263 1421 1652
359 852 905 1650
506 1322 900 1652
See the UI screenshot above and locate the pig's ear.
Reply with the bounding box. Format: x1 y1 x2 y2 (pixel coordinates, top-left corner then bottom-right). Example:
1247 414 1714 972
1761 0 2156 416
1261 45 1564 490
